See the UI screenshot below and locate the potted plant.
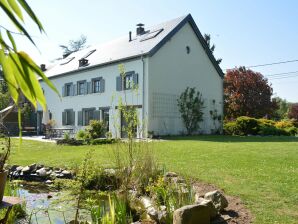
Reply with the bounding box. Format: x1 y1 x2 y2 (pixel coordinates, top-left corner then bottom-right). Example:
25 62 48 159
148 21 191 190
0 122 10 202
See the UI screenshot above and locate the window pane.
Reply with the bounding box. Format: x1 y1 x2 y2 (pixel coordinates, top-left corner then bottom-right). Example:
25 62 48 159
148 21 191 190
125 75 132 90
78 82 85 95
93 80 100 93
66 85 71 96
103 109 109 131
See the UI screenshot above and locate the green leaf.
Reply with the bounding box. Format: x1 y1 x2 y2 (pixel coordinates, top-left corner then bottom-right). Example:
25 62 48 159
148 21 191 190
0 0 36 46
6 30 17 51
17 0 44 32
9 52 37 107
18 51 60 97
7 0 24 21
0 50 19 103
19 55 46 110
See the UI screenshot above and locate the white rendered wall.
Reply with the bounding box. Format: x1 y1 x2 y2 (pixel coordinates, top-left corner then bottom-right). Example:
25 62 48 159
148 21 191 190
147 22 224 135
40 59 144 137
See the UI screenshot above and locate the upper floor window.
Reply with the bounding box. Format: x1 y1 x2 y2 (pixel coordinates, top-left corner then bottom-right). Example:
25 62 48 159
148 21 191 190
77 80 86 95
92 79 101 93
124 74 133 90
65 83 72 96
116 71 138 91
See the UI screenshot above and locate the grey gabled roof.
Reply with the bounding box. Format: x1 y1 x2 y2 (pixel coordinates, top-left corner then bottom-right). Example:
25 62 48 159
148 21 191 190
45 14 224 78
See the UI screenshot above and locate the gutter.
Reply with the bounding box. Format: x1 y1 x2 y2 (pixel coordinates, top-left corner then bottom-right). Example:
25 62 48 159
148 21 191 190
40 54 149 81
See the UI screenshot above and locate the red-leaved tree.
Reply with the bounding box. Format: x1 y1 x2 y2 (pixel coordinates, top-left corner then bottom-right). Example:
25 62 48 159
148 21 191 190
288 103 298 120
224 67 277 119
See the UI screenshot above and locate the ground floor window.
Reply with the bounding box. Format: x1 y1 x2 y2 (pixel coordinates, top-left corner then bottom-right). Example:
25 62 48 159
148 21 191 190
62 109 75 125
83 108 95 126
102 109 109 132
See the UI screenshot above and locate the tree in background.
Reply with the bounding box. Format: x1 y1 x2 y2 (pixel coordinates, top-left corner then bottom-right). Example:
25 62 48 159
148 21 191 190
271 97 290 120
224 67 277 119
203 33 222 64
59 35 87 58
177 87 204 135
0 80 10 111
288 103 298 120
0 0 58 123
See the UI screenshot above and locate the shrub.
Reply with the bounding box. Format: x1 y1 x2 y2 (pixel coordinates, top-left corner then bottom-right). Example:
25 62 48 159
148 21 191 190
258 125 280 136
89 138 118 145
63 132 70 140
56 138 84 146
275 120 295 129
284 127 298 136
177 87 205 135
85 120 107 139
235 116 259 135
76 130 87 140
223 121 239 135
258 118 276 127
224 117 298 136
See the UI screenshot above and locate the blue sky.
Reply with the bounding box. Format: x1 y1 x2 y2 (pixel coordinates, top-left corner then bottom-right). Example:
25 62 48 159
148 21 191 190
2 0 298 102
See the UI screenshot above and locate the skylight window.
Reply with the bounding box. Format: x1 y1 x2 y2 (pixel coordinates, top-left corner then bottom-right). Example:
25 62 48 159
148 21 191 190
60 57 75 65
140 28 164 42
82 49 96 59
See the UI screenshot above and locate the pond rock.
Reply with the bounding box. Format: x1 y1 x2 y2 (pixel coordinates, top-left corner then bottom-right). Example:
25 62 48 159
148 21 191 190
16 166 23 172
165 171 178 178
196 198 218 219
21 166 31 173
45 180 53 184
29 163 37 172
173 204 211 224
36 168 47 177
62 170 72 178
204 191 228 213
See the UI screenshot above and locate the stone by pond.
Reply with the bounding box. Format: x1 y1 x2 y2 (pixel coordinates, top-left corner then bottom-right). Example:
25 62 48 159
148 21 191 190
8 164 73 182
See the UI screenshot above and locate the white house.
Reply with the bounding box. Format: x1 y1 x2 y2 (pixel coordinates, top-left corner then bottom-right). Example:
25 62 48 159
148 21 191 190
39 14 224 138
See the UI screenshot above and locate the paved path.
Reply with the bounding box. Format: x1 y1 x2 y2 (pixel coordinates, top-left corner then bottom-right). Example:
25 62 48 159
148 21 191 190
12 136 56 143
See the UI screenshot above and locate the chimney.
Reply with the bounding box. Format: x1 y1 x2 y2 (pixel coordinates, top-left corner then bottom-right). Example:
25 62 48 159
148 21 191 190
40 64 46 71
136 23 145 35
129 31 132 42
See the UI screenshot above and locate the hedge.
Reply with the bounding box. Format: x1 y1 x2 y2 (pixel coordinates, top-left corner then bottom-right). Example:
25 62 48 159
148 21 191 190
224 116 298 136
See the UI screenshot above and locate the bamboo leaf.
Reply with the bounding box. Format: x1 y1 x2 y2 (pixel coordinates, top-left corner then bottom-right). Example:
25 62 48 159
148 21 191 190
19 56 46 109
0 1 36 46
8 0 24 21
0 50 19 103
6 30 17 51
17 0 44 32
9 52 37 107
18 51 60 97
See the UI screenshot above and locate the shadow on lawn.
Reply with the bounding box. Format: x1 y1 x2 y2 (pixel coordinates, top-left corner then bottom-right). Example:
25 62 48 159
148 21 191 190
163 135 298 143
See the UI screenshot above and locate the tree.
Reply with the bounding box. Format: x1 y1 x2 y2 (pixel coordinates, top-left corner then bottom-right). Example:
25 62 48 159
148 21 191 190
224 67 277 119
0 0 58 123
0 80 10 111
59 35 87 58
177 87 204 135
271 97 290 120
203 33 222 64
288 103 298 120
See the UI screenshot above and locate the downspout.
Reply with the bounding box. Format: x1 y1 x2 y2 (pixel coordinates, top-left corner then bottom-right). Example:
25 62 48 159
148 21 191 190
141 55 145 138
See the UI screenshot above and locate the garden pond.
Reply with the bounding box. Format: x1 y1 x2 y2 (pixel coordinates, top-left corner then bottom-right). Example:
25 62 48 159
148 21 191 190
14 181 109 224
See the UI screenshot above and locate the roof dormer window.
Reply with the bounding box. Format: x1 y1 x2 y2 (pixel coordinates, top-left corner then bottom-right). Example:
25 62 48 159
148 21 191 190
79 58 89 67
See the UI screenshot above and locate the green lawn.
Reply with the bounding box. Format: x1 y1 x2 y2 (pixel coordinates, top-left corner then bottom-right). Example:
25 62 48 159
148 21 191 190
9 136 298 224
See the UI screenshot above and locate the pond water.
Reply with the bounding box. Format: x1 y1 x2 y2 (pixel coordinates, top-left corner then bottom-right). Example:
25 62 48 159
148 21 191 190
15 182 91 224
